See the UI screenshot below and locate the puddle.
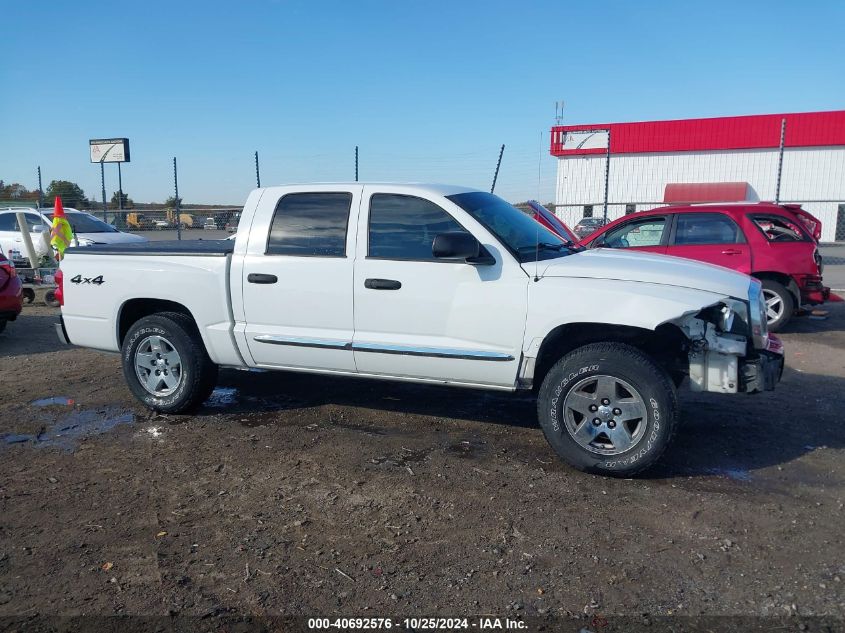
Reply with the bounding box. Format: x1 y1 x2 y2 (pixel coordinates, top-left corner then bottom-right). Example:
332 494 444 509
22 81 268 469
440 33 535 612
195 387 303 426
205 387 239 408
4 434 33 444
3 408 135 451
31 396 75 407
704 467 753 482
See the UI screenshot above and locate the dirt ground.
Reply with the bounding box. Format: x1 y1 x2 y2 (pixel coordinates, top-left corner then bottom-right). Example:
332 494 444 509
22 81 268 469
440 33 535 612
1 302 844 628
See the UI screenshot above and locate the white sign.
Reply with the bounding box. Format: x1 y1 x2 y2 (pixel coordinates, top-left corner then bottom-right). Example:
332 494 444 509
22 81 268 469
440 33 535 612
560 130 609 151
89 138 130 163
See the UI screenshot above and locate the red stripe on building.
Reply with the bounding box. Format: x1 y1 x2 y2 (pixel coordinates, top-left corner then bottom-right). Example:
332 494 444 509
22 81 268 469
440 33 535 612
550 110 845 157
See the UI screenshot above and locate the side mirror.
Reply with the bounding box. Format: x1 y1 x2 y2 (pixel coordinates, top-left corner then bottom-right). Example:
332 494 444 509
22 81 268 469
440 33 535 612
432 232 492 264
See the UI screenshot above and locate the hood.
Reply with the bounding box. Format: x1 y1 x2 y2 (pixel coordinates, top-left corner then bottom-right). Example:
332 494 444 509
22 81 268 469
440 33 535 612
77 231 148 245
537 248 751 298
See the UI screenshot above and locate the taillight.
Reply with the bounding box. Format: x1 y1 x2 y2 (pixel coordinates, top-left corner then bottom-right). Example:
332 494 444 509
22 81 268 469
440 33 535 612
0 256 15 278
799 216 820 241
54 268 64 306
786 206 822 241
814 248 823 275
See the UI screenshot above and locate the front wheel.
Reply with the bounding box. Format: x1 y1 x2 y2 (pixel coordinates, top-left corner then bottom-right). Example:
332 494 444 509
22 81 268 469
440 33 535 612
121 312 218 413
537 342 678 477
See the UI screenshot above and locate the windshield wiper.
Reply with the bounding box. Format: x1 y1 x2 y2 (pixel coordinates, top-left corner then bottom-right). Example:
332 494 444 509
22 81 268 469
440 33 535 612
519 242 568 253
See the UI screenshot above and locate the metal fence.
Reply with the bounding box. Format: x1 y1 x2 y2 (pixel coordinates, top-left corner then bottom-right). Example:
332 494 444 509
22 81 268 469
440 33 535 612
86 208 241 233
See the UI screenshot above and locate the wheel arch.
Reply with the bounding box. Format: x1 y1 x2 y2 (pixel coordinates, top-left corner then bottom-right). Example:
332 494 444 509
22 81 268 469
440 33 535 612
752 271 800 303
531 321 688 390
117 298 197 347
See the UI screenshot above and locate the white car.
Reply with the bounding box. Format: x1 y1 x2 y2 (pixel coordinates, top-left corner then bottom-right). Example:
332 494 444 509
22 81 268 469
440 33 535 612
54 183 783 476
40 208 148 247
0 208 147 265
0 207 53 264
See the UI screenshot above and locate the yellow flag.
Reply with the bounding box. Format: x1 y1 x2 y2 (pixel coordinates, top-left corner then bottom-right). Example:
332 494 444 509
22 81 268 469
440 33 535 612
49 197 74 260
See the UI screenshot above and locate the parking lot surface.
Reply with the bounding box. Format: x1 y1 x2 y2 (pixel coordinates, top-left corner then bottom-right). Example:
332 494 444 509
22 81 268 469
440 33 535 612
1 299 843 620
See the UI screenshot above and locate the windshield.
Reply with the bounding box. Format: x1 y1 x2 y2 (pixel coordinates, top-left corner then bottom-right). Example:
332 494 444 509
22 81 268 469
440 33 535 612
45 213 118 233
447 192 572 263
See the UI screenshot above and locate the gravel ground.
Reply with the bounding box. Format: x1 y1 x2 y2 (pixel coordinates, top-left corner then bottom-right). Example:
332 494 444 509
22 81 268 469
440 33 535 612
0 300 843 628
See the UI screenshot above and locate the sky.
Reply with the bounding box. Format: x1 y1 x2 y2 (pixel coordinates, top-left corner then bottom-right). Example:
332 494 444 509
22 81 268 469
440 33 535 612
1 0 844 206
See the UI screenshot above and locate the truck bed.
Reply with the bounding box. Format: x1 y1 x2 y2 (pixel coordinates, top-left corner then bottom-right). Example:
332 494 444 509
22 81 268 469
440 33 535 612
65 240 234 257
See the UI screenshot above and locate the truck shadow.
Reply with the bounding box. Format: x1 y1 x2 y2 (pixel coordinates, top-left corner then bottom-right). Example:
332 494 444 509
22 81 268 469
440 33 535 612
202 365 843 479
649 366 845 479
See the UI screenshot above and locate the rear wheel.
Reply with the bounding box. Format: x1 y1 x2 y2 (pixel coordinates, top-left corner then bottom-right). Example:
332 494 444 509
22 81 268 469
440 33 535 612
44 290 61 308
121 312 218 413
537 342 678 477
760 279 794 332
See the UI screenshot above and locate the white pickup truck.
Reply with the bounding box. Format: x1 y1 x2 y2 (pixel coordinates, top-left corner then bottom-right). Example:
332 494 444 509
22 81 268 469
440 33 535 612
55 184 783 476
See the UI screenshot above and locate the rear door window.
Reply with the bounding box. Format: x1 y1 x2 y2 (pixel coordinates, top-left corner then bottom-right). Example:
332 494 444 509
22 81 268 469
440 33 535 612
673 213 744 245
750 215 808 242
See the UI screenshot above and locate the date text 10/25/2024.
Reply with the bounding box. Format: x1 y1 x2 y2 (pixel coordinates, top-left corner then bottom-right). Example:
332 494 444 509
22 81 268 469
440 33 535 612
307 618 529 630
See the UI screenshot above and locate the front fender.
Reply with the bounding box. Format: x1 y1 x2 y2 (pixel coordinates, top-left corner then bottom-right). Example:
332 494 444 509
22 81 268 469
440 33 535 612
523 277 728 356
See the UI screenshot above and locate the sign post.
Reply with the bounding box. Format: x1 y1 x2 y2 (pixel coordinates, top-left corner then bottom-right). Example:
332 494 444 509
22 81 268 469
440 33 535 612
89 138 130 224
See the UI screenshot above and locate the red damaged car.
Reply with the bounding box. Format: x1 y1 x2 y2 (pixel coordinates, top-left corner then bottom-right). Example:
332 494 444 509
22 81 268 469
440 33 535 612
0 246 23 335
578 202 835 331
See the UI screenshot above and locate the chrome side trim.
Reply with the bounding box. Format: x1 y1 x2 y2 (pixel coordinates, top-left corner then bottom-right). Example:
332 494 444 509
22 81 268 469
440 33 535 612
253 335 352 351
353 342 515 362
252 335 515 362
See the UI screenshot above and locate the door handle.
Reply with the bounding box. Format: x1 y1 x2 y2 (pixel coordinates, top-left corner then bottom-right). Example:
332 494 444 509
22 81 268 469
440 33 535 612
721 249 742 255
365 278 402 290
247 273 278 284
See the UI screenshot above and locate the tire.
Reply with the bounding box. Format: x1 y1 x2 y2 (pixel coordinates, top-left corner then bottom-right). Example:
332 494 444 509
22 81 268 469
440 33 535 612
0 320 6 335
121 312 218 413
537 342 678 477
760 279 794 332
44 290 61 308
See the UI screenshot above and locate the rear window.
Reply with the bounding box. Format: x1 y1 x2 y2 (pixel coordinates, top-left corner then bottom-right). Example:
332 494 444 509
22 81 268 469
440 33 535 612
750 214 808 242
267 192 352 257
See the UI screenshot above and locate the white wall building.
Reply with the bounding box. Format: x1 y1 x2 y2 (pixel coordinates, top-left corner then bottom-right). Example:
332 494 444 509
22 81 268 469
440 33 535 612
550 110 845 241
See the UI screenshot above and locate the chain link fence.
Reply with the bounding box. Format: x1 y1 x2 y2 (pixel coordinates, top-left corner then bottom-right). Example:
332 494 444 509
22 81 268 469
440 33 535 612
87 208 242 233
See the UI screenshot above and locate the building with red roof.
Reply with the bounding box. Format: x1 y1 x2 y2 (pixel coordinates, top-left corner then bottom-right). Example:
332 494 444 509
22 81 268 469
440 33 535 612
550 110 845 241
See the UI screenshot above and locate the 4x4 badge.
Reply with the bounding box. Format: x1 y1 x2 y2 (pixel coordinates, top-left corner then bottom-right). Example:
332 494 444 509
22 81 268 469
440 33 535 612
69 274 104 285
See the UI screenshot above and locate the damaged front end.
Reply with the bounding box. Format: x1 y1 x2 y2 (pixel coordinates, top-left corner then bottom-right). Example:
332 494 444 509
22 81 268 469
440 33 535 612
672 279 784 394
